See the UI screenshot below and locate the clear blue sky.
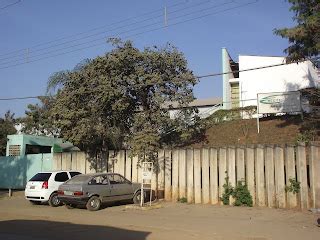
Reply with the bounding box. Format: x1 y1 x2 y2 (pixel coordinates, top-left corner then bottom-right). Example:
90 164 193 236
0 0 294 117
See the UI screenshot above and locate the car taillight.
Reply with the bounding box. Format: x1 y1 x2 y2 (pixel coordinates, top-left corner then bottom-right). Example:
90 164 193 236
57 190 64 195
41 181 48 189
73 191 83 196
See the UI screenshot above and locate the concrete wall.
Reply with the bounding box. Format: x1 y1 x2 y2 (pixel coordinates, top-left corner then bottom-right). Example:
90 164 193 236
0 153 53 189
238 56 319 108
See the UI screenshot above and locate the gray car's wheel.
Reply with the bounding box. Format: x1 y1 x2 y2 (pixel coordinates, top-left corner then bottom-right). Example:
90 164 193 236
29 200 41 205
48 192 61 207
86 196 101 211
133 190 144 204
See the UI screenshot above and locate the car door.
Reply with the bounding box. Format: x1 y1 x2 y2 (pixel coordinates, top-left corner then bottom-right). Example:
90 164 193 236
53 172 69 191
88 175 111 203
108 174 134 201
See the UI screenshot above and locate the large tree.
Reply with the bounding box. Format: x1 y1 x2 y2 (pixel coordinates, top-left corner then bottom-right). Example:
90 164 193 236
0 111 16 156
51 39 199 161
274 0 320 62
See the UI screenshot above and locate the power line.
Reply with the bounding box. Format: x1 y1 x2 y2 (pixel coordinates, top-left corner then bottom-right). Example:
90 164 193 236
0 59 305 101
0 0 211 60
0 0 21 10
0 0 258 69
0 0 221 64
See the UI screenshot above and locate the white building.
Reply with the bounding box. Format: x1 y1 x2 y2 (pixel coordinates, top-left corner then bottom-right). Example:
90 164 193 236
222 48 320 110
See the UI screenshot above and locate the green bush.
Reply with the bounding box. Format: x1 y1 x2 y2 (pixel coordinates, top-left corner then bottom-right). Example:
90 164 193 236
285 178 301 194
220 172 253 207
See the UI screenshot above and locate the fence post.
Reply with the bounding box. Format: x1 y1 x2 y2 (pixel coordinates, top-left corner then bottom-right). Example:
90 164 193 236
131 155 139 183
285 144 298 208
186 149 194 203
202 148 210 204
296 143 309 210
194 149 202 204
310 142 320 208
255 145 266 206
236 147 245 182
246 145 255 206
228 147 236 205
157 150 165 199
125 150 132 181
179 149 187 199
274 145 286 208
210 148 218 205
219 148 227 204
265 145 275 208
164 150 172 201
172 149 179 202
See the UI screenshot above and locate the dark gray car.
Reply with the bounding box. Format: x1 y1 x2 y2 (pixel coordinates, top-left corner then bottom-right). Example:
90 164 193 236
57 173 143 211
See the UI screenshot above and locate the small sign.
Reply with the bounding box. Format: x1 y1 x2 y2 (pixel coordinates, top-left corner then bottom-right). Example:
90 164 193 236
257 91 301 114
142 171 152 180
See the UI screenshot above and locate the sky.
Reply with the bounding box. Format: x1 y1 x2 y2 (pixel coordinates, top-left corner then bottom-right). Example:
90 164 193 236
0 0 294 117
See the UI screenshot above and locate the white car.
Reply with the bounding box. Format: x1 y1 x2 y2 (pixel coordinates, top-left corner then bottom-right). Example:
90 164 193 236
25 170 81 207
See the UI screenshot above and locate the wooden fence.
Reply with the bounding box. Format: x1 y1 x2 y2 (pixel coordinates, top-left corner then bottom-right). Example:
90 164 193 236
53 143 320 209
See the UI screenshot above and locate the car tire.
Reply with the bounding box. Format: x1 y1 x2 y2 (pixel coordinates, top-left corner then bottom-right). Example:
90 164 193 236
29 200 41 205
86 196 101 211
48 192 61 207
133 190 144 204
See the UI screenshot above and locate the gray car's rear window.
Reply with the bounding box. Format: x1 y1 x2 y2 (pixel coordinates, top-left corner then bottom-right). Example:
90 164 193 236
65 175 89 184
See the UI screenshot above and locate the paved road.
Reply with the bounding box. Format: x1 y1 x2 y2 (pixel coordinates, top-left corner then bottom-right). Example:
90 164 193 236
0 196 319 240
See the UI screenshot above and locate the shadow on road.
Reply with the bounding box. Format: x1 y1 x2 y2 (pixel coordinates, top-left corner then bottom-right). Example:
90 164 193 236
0 220 151 240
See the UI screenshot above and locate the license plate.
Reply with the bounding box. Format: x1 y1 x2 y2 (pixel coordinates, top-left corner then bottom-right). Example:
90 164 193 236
30 186 35 189
64 191 73 196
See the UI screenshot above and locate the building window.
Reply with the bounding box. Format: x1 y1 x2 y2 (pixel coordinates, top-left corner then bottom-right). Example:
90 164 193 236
8 145 21 156
25 144 52 155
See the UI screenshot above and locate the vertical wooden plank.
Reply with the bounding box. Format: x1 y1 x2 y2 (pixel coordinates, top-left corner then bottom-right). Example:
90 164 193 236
219 148 227 203
228 147 236 185
202 148 210 204
151 152 158 196
85 153 96 173
125 150 132 181
210 148 218 205
117 150 125 176
62 153 71 170
246 146 255 206
310 143 320 208
77 152 86 174
228 147 236 205
285 145 298 208
236 147 245 182
255 145 266 206
179 149 187 199
137 157 142 183
108 150 115 173
274 145 286 208
53 153 62 170
194 149 202 204
157 150 165 199
297 143 309 210
172 149 179 202
71 152 77 171
131 155 139 183
164 150 172 201
186 149 194 203
113 151 120 174
265 145 275 208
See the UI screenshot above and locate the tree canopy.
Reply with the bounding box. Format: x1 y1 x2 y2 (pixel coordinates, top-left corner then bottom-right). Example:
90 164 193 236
274 0 320 62
46 39 200 161
0 111 16 156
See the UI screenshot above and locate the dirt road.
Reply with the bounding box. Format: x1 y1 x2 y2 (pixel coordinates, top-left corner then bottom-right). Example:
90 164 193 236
0 195 319 240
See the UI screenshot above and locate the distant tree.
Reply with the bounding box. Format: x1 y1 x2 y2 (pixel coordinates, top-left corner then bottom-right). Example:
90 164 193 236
0 111 17 156
274 0 320 62
50 39 199 161
19 96 59 137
